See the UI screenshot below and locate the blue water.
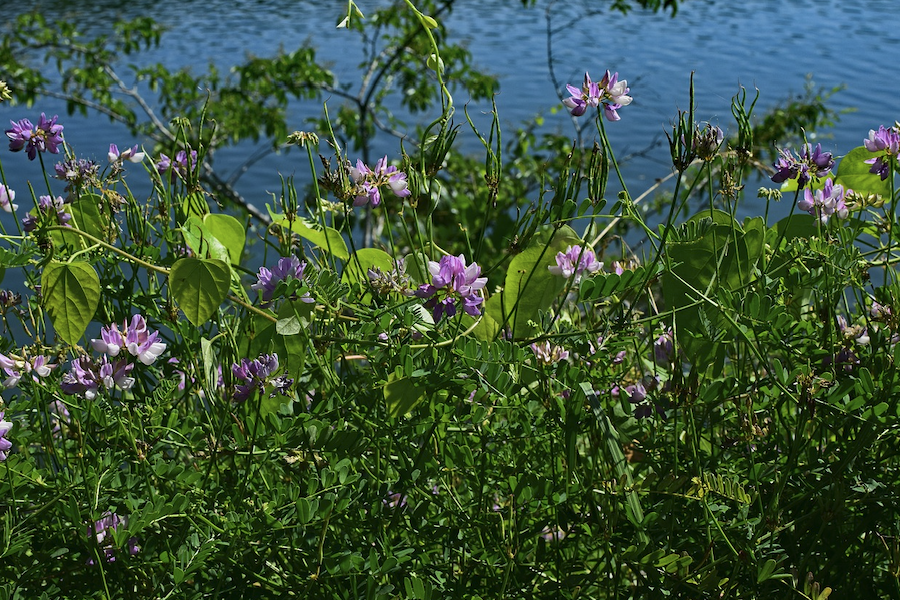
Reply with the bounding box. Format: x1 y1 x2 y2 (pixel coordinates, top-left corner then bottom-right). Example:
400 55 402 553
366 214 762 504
0 0 898 224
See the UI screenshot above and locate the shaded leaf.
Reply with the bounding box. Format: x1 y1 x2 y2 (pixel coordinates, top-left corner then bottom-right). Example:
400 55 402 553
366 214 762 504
42 261 100 345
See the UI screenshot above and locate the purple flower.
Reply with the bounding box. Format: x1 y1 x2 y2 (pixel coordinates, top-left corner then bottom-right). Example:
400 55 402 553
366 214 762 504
349 156 411 207
530 340 570 365
383 491 408 510
694 124 724 161
771 143 834 188
61 355 134 399
54 158 99 194
1 353 57 389
87 512 139 564
23 195 71 233
597 70 633 121
49 399 70 437
414 254 488 322
0 184 16 213
863 125 900 181
563 70 632 121
91 315 167 365
654 328 675 365
156 148 197 180
0 411 12 461
797 178 850 224
108 143 145 164
251 256 312 304
5 113 64 160
231 353 293 403
548 245 602 282
563 72 601 117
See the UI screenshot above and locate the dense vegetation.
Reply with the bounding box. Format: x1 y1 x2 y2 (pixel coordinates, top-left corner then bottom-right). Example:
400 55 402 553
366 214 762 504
0 1 896 599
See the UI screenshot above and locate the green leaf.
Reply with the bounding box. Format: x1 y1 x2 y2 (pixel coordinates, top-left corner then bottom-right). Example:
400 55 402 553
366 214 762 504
383 373 427 418
68 193 109 239
343 248 396 286
474 225 579 340
268 208 349 260
835 146 892 199
169 258 230 326
275 298 315 336
202 213 246 265
182 217 230 263
42 261 100 345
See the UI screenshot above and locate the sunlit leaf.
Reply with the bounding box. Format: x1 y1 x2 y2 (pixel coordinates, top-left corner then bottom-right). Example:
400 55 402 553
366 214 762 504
169 258 230 326
42 260 100 345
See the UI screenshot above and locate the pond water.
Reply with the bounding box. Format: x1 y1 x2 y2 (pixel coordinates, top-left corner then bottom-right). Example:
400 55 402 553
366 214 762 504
0 0 898 228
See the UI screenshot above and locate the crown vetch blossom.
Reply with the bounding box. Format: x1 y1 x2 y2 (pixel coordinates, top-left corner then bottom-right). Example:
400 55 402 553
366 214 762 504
654 328 675 365
863 125 900 180
252 256 312 304
91 315 167 365
156 148 197 180
61 355 135 399
548 245 602 282
88 512 139 564
563 70 632 121
530 340 570 365
54 158 99 194
0 184 16 213
5 113 64 160
22 195 71 233
771 143 834 188
108 143 145 164
0 352 57 389
563 72 601 117
0 411 12 461
797 178 850 224
415 254 487 322
231 353 293 403
349 156 411 207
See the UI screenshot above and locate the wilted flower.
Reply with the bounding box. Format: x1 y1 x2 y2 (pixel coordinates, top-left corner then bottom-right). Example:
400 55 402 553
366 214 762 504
5 113 64 160
108 143 145 164
530 340 570 365
88 512 139 564
694 124 724 161
22 195 71 232
863 125 900 180
414 254 487 322
548 245 601 282
91 315 167 365
54 158 99 194
349 156 411 207
0 411 12 461
771 143 834 189
252 256 312 304
367 258 413 296
0 184 16 213
797 178 849 224
231 353 293 403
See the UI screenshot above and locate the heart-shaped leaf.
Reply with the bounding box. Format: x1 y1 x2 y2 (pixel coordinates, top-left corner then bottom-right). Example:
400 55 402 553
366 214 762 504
42 261 100 345
169 258 230 326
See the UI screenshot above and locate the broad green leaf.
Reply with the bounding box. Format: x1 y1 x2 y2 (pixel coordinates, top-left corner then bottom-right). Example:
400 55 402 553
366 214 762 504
69 193 108 239
42 261 100 345
276 298 315 336
835 146 892 199
268 207 349 260
383 373 427 418
474 225 579 340
182 217 230 263
202 213 246 265
343 248 396 286
169 258 230 326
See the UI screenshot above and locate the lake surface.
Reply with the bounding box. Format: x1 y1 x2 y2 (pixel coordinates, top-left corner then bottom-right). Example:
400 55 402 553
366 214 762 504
0 0 898 226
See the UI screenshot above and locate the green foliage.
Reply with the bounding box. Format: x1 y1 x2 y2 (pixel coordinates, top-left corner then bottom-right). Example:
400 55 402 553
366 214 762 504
2 2 900 599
